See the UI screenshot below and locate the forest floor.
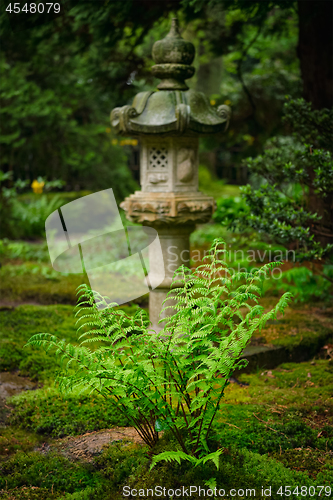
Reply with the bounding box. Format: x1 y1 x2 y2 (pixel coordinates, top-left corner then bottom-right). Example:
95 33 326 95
0 233 332 499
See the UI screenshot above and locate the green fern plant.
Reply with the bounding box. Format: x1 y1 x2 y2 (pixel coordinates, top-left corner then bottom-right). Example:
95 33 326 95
26 238 292 471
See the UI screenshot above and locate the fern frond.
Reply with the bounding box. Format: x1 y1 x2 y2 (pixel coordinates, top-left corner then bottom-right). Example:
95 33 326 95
149 450 196 470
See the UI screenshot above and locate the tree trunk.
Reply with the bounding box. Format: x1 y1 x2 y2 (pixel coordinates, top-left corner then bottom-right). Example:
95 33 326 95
297 0 333 110
298 1 333 247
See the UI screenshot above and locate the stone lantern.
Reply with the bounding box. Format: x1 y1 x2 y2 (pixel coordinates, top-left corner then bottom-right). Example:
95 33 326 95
111 18 231 332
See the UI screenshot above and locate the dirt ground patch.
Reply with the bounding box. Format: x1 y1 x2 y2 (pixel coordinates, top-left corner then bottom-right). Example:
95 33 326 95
0 371 37 400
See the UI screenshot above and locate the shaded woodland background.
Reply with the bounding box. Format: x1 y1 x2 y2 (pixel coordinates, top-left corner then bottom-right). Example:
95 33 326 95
1 0 331 193
1 4 333 498
0 0 332 262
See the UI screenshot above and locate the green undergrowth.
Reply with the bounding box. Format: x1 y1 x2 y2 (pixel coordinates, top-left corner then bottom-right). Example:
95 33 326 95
1 294 331 386
214 404 333 454
1 441 331 500
190 225 333 304
0 428 45 461
0 266 85 305
0 239 50 263
269 448 333 480
7 359 333 448
224 359 333 407
2 224 331 306
0 264 150 306
257 306 333 352
198 166 239 200
2 359 332 499
213 360 333 455
265 265 333 304
0 451 103 494
0 305 77 378
9 388 127 438
0 303 145 379
0 487 62 500
117 443 332 500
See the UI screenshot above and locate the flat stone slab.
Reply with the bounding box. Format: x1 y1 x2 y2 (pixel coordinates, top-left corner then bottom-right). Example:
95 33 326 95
36 427 145 462
237 334 332 375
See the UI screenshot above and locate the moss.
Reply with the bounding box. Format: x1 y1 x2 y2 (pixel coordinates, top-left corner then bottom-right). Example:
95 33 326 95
261 306 333 351
269 448 333 479
0 451 103 494
0 427 45 462
0 305 77 378
0 260 150 307
210 359 333 455
0 302 148 380
93 441 332 500
0 486 62 500
214 404 333 455
0 264 85 305
95 441 148 487
9 388 128 438
2 359 332 499
1 441 331 500
225 359 333 407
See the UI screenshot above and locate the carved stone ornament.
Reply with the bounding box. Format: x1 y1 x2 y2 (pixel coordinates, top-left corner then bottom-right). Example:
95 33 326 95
120 192 215 226
177 201 212 213
217 104 232 131
151 18 195 91
148 173 168 184
177 148 194 183
110 105 138 135
131 201 171 214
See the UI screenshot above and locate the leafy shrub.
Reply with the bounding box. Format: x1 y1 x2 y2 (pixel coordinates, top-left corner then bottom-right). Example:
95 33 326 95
265 265 333 303
0 170 64 239
235 98 333 262
213 196 249 226
27 239 292 470
0 239 49 263
11 194 64 239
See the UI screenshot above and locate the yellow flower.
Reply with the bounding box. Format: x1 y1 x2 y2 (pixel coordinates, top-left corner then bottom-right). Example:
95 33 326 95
224 99 231 106
105 127 111 134
210 99 216 106
113 138 138 146
31 179 45 194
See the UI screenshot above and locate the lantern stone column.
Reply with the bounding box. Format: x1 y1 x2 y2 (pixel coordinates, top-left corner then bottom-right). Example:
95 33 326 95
111 18 231 332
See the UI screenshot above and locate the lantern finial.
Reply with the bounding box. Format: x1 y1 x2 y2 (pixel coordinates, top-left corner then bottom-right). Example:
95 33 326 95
151 18 195 90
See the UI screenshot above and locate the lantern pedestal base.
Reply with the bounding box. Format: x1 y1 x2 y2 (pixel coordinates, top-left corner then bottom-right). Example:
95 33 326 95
146 224 194 333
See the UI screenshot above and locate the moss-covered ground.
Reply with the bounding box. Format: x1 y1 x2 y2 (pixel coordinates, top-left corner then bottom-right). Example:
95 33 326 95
1 302 332 499
1 202 332 499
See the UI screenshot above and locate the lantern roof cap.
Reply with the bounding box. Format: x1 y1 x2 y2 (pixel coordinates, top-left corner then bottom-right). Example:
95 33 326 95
110 19 231 137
